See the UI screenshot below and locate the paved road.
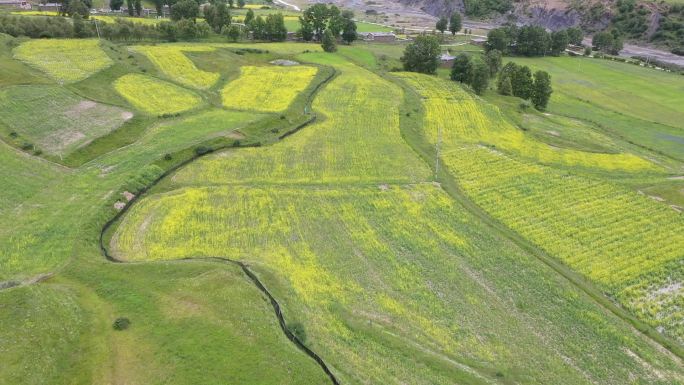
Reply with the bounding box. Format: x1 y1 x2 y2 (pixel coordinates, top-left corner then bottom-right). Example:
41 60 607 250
582 37 684 67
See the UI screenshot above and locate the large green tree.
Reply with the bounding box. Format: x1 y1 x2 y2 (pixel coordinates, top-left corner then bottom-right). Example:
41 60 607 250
244 8 254 24
436 16 448 34
204 2 231 33
566 27 583 45
171 0 199 21
511 64 533 99
450 53 471 83
468 57 490 95
550 30 569 55
341 16 357 44
321 28 337 52
264 13 287 41
483 49 502 77
485 28 510 53
531 70 552 110
301 3 331 40
449 13 461 35
110 0 123 10
400 35 441 74
497 61 517 96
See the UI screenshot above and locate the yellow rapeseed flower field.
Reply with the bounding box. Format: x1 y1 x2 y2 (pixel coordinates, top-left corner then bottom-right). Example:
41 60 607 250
132 45 220 89
395 72 656 172
114 73 202 115
172 59 430 185
13 39 112 83
221 65 318 112
109 52 684 383
448 144 684 339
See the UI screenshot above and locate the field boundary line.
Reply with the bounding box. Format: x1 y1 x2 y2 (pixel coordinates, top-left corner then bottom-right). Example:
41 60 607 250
390 74 684 361
96 64 341 384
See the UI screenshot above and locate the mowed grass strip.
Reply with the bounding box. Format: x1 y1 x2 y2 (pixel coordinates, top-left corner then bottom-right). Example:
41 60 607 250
395 72 656 172
447 145 684 341
132 45 220 89
0 85 132 156
13 39 112 83
221 65 318 113
114 74 202 115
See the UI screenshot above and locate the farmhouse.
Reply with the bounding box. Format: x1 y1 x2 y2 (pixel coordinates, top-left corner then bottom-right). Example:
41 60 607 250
440 53 456 68
361 32 396 42
0 0 31 9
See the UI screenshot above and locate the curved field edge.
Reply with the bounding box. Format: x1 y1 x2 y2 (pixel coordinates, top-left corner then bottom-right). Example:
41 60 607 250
104 54 680 384
97 69 342 385
390 73 684 359
1 262 332 385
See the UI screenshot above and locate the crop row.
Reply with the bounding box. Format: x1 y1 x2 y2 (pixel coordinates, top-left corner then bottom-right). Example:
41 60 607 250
447 145 684 341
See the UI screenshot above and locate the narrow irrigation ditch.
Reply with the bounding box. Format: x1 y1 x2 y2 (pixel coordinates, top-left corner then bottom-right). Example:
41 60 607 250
99 65 341 385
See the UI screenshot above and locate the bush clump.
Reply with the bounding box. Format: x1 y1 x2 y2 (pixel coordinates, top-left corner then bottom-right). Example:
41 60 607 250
113 317 130 330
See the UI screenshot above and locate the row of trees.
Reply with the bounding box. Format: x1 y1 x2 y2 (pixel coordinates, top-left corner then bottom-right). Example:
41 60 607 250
486 25 584 56
452 52 552 109
435 13 461 35
401 35 552 110
0 13 217 40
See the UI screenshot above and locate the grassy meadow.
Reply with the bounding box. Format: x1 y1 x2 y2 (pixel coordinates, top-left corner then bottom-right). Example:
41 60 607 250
0 33 682 385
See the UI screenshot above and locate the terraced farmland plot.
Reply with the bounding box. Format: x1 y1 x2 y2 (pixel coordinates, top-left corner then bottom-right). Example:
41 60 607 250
132 45 220 89
0 85 132 156
221 65 318 112
112 52 684 384
13 39 112 83
114 74 202 115
447 145 684 341
170 57 430 185
395 72 656 172
112 184 684 385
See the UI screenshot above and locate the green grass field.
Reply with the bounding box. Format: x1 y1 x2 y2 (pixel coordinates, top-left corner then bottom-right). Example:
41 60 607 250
0 85 132 156
509 56 684 162
0 35 683 385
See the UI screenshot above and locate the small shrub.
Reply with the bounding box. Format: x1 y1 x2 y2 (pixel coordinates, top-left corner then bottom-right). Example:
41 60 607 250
288 321 307 343
33 149 43 156
194 145 213 155
21 142 33 151
163 153 173 161
113 317 130 330
232 140 241 147
9 131 18 138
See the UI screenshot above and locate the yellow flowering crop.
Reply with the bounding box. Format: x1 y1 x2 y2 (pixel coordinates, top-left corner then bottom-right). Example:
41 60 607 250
14 39 112 83
114 73 201 115
448 145 684 339
222 65 318 112
172 60 430 185
132 45 220 89
395 72 656 172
